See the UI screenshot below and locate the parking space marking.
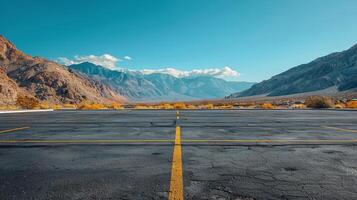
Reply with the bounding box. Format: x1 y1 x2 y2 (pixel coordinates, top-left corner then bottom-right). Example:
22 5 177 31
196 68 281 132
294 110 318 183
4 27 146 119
169 116 184 200
322 126 357 133
0 127 30 134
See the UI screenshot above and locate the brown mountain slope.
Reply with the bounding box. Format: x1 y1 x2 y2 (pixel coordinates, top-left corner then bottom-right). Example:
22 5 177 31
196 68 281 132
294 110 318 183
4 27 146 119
229 43 357 98
0 35 125 105
0 67 22 104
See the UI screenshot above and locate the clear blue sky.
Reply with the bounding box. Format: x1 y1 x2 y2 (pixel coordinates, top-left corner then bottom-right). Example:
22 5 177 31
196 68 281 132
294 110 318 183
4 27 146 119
1 0 357 82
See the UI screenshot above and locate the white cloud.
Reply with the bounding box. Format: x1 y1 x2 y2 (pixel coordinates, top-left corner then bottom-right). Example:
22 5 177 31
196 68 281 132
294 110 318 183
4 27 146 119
123 56 132 61
55 54 240 80
56 54 120 69
56 57 76 66
139 66 240 79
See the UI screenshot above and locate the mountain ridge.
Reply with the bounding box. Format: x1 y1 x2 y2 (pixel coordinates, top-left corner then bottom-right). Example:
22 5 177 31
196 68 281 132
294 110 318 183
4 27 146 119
229 43 357 98
0 35 125 105
69 62 255 101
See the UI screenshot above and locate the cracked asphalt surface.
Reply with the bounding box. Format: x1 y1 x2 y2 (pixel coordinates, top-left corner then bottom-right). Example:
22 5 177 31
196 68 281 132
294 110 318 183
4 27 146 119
0 110 357 200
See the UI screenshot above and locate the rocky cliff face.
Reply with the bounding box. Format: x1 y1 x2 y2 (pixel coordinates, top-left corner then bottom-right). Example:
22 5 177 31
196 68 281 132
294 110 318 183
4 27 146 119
229 43 357 98
0 68 21 104
0 35 125 105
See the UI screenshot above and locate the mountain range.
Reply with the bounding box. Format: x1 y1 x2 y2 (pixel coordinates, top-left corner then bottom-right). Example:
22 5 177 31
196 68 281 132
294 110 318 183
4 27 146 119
0 35 254 105
1 34 356 105
0 35 125 105
229 43 357 98
69 62 255 101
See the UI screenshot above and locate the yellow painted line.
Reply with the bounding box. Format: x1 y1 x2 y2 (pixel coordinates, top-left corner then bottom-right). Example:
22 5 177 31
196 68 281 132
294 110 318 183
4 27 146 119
169 122 184 199
1 139 357 144
0 126 30 134
322 126 357 133
181 139 357 143
0 139 174 143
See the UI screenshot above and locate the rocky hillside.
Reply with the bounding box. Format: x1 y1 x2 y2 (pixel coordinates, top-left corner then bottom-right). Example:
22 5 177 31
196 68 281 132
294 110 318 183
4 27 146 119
0 35 125 105
0 68 23 104
229 43 357 98
69 62 255 101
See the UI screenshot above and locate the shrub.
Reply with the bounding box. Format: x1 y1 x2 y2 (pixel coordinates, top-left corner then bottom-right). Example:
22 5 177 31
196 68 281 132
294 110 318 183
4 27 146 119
0 105 18 110
158 103 174 109
186 104 196 109
108 102 123 110
50 104 63 110
78 103 107 110
305 96 334 108
16 96 39 109
134 105 151 109
215 104 234 109
63 104 77 109
200 104 214 109
39 102 50 109
173 103 186 109
260 103 275 109
290 104 306 109
334 103 345 109
346 101 357 109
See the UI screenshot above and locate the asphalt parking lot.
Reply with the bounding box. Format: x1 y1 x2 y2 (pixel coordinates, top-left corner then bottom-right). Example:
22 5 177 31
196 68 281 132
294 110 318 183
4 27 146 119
0 110 357 200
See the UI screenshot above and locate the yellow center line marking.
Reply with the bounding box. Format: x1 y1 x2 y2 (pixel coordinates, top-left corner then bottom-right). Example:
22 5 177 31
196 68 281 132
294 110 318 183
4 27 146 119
322 126 357 133
169 114 184 200
0 126 30 134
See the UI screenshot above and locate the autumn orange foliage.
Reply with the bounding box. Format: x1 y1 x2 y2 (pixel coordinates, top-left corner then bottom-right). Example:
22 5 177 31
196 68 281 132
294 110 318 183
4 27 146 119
290 104 306 109
0 105 18 110
108 102 123 110
159 103 174 109
186 104 196 109
199 104 214 109
39 102 50 109
334 104 345 109
16 96 39 109
260 103 275 109
63 104 77 109
346 101 357 109
50 104 63 110
78 103 107 110
173 103 187 109
134 105 153 109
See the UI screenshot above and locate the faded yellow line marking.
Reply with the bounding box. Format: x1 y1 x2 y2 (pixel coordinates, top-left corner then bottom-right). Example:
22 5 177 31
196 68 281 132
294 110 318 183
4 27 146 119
169 119 184 200
322 126 357 133
1 139 357 144
0 126 30 134
181 139 357 143
0 139 174 143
